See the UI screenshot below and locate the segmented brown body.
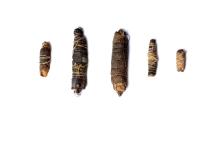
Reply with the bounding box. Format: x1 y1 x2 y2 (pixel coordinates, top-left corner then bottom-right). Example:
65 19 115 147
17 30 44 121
40 41 51 77
148 39 158 77
72 27 88 95
111 29 129 96
176 49 186 72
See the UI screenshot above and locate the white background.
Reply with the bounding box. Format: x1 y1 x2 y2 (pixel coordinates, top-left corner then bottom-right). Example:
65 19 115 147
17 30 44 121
0 0 220 146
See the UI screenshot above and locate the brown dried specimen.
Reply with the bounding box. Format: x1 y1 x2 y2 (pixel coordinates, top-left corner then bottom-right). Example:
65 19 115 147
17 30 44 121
176 49 186 72
72 27 88 95
40 41 51 77
111 29 129 96
148 39 158 77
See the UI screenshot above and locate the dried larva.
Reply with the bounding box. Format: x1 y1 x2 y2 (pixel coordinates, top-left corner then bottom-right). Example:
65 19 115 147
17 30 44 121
40 41 51 77
148 39 158 77
176 49 186 72
111 29 129 96
72 27 88 95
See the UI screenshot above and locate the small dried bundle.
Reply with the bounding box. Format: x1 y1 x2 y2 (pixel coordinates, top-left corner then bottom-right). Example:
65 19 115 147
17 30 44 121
40 41 51 77
148 39 158 77
111 29 129 96
176 49 186 72
72 27 88 95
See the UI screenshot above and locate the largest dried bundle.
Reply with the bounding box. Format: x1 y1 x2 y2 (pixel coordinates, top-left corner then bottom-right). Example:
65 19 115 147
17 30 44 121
72 27 88 95
111 29 129 96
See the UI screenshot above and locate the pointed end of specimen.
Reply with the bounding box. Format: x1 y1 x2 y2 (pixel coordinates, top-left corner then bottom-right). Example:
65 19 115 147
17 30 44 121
114 83 126 97
74 89 82 96
117 91 123 96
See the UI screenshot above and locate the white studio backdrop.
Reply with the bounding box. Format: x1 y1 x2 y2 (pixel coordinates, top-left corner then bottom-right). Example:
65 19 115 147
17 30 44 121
0 0 220 146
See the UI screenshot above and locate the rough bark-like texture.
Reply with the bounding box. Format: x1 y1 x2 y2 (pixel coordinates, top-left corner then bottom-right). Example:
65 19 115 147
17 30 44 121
40 41 51 77
176 49 186 72
111 29 129 96
148 39 158 77
72 27 88 95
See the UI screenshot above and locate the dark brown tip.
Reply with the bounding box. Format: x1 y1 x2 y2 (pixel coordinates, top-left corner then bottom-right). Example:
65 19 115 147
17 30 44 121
117 91 123 96
178 70 184 72
150 39 156 44
118 29 127 36
42 41 51 49
177 49 185 53
74 88 82 96
74 27 84 36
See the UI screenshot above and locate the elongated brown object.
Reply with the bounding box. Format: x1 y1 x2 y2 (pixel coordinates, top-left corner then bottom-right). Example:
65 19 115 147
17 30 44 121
40 41 51 77
176 49 186 72
111 29 129 96
148 39 158 76
72 27 88 95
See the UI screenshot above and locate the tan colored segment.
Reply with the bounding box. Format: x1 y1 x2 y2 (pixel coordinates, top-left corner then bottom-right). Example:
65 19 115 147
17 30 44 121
114 82 126 96
176 50 186 72
40 68 49 77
